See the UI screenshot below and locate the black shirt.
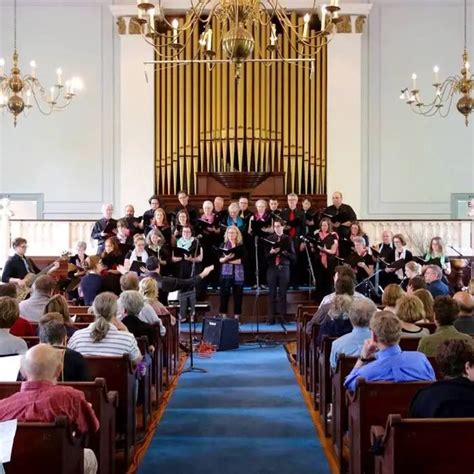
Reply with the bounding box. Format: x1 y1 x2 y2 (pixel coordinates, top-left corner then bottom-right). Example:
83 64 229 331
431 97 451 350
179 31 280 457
409 377 474 418
323 203 357 225
279 208 305 238
91 218 117 247
264 234 296 267
1 254 39 283
122 314 156 346
54 346 92 382
142 271 202 293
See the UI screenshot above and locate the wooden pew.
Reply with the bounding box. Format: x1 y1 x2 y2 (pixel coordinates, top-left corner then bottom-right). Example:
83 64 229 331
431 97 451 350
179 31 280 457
85 355 137 469
160 312 179 385
347 379 432 474
296 305 318 375
398 337 422 351
317 336 337 436
5 417 84 474
0 378 118 474
371 415 474 474
68 305 91 315
306 323 320 393
331 354 358 472
21 336 39 348
136 336 152 431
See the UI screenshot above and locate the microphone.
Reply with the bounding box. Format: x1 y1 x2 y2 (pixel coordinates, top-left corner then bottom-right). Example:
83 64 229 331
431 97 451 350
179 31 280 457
299 235 310 243
449 245 463 257
195 234 203 239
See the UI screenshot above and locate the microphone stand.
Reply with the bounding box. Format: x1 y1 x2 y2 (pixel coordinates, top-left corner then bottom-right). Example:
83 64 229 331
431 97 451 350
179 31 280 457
301 236 317 301
182 237 207 374
354 269 384 300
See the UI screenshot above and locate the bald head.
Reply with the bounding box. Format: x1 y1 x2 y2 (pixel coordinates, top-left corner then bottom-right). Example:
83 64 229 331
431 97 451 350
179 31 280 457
21 344 62 382
453 292 474 315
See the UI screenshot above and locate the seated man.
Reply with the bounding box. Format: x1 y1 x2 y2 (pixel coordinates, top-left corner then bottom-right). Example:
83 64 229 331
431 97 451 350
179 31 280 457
0 344 99 474
410 339 474 417
0 296 27 356
19 275 56 322
38 315 91 382
424 265 449 297
344 310 435 392
418 296 471 357
330 298 377 369
452 291 474 335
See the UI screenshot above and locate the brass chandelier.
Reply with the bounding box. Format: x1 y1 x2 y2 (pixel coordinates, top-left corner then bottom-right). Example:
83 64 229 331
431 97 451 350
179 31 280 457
0 0 82 126
400 0 473 126
136 0 342 79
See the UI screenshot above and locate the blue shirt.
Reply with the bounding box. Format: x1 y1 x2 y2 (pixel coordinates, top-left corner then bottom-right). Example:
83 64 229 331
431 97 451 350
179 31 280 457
330 326 371 369
344 344 435 392
427 280 449 297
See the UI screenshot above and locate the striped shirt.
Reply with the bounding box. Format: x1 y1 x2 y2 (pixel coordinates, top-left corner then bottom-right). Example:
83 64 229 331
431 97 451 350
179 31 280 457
67 323 141 362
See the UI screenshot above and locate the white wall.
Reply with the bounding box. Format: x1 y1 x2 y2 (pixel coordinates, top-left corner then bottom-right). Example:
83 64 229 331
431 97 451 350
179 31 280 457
0 0 117 219
363 0 474 218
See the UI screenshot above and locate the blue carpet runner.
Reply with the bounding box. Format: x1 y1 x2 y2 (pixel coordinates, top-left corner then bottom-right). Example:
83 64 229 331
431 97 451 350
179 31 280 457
139 345 330 474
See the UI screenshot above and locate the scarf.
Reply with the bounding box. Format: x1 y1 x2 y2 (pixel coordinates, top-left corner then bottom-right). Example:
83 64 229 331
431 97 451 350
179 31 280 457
226 215 244 231
221 240 244 283
177 236 195 251
200 213 215 224
130 248 149 263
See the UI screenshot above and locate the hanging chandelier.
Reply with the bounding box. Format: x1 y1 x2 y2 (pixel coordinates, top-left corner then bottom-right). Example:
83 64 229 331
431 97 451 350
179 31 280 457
136 0 342 79
400 0 473 126
0 0 82 127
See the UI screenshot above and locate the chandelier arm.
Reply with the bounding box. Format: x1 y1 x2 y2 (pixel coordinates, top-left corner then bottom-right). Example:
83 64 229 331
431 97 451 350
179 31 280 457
30 91 54 115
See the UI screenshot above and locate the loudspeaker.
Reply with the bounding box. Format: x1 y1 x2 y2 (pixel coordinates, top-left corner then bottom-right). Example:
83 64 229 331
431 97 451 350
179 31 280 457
202 317 239 351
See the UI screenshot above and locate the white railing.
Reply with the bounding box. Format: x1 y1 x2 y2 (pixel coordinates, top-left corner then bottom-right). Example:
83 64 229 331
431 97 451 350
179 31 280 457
1 219 473 268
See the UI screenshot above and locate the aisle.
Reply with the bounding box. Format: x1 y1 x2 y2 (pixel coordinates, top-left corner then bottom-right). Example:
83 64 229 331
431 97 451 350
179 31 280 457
139 345 330 474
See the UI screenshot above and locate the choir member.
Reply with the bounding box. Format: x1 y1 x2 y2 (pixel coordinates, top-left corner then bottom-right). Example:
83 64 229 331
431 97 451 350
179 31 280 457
175 190 197 224
121 205 141 237
280 193 305 289
142 195 161 235
269 197 281 217
172 225 202 321
172 209 192 246
124 235 149 274
249 199 273 287
151 208 172 248
385 233 413 283
323 192 357 257
313 218 339 300
425 236 451 275
80 256 105 305
302 198 317 235
213 196 227 225
238 196 253 223
237 196 254 285
218 226 246 322
91 203 117 254
145 229 168 265
373 230 395 289
1 237 41 285
350 236 375 285
100 238 124 273
224 202 247 233
115 218 134 251
349 222 369 247
265 219 296 324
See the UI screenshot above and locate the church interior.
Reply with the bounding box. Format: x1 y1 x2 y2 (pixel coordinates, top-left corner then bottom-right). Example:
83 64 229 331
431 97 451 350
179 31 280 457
0 0 473 473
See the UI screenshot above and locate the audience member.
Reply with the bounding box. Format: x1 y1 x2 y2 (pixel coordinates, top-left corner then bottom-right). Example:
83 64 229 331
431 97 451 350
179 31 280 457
0 296 27 356
410 339 474 417
18 275 56 322
80 256 104 306
38 316 91 382
418 296 471 357
424 265 449 297
344 310 435 392
0 344 99 474
395 295 430 338
406 275 426 294
0 283 34 336
319 265 367 307
316 295 353 346
43 294 76 337
68 292 142 366
452 291 474 335
330 298 377 369
413 288 435 322
381 284 405 313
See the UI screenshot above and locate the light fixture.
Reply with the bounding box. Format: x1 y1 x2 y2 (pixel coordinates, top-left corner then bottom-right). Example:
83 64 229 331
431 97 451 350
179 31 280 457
400 0 473 126
0 0 82 126
136 0 343 79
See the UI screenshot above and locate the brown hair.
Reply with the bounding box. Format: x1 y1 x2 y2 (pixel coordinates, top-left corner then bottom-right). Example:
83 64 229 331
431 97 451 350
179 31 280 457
90 292 118 342
395 295 426 324
120 272 139 291
0 283 17 298
433 296 459 326
43 295 72 325
392 233 407 246
153 208 169 227
335 275 355 296
370 310 402 346
408 276 426 291
319 217 333 233
84 255 101 272
335 265 356 281
33 275 56 295
382 284 405 307
12 237 27 249
436 339 474 378
102 237 121 257
413 289 434 321
0 296 19 329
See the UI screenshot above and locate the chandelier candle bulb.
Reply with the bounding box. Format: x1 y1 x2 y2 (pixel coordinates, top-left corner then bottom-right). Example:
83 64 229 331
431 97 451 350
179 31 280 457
411 73 417 90
30 60 36 78
0 58 4 75
49 86 55 102
206 28 213 51
56 68 62 86
303 13 310 38
321 6 326 31
270 24 277 46
433 65 439 83
148 8 154 27
25 89 31 106
172 18 179 44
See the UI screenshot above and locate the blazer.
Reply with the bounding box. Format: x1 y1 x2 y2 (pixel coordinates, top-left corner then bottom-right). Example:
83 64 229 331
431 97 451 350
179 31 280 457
1 254 39 283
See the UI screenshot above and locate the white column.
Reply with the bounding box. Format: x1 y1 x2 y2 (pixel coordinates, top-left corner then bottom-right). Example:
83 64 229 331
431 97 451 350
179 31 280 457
111 7 155 216
327 5 372 217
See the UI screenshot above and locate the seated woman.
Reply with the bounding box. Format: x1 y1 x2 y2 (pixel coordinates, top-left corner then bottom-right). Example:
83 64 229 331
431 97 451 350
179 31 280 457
101 237 124 273
68 292 142 365
381 283 405 313
351 237 374 285
219 225 246 322
115 218 134 253
0 296 28 355
171 209 192 246
0 283 35 337
172 225 202 322
401 261 422 291
43 294 77 337
38 313 91 381
395 295 430 338
384 233 413 283
139 277 171 319
151 208 172 248
410 339 474 417
424 236 451 276
123 235 149 274
413 288 435 322
80 256 105 306
349 222 369 248
316 294 353 346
